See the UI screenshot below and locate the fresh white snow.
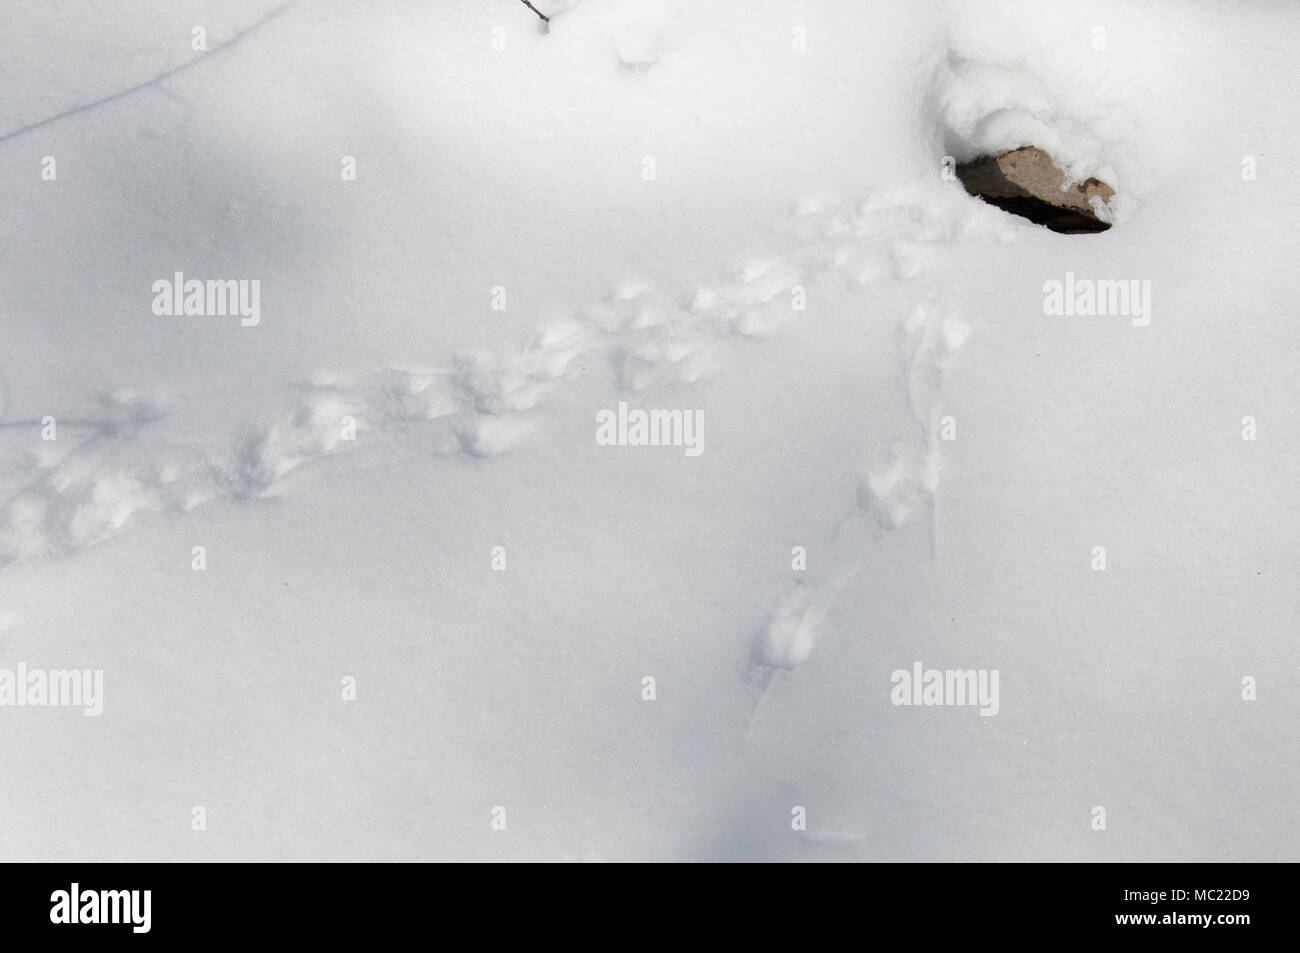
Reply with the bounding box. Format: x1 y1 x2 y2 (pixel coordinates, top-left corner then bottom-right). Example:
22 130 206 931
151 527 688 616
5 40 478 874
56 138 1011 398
0 0 1296 861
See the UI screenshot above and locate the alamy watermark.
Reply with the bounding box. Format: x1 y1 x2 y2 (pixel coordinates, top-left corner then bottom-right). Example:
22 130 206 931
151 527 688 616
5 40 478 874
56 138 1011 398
1043 271 1151 326
152 272 260 326
50 884 150 933
0 663 103 716
890 661 1000 716
595 401 703 456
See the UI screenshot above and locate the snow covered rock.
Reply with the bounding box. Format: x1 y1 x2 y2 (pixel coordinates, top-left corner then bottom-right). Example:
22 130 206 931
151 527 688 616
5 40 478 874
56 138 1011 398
956 147 1115 233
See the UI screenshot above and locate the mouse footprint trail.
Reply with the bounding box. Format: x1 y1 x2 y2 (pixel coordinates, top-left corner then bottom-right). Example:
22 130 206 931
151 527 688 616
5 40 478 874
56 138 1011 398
0 240 814 565
744 184 1002 706
1 183 999 587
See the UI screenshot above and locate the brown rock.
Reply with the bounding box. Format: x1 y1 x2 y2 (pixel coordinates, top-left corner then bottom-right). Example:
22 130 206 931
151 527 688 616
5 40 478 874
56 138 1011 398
956 147 1115 234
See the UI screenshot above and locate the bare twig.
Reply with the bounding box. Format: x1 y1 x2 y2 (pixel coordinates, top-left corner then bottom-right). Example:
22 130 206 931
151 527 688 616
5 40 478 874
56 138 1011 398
519 0 550 23
0 1 298 145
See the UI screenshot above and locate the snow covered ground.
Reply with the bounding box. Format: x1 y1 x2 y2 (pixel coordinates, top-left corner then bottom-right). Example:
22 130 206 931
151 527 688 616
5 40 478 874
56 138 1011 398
1 0 1296 861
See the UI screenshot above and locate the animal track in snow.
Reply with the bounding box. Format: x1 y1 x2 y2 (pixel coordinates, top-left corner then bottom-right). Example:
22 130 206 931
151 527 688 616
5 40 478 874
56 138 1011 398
0 249 797 564
857 299 970 536
0 341 574 562
747 190 993 691
2 185 988 568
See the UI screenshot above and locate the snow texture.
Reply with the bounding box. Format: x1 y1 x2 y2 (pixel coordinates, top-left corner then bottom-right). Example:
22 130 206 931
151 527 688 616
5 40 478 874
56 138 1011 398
0 0 1296 861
